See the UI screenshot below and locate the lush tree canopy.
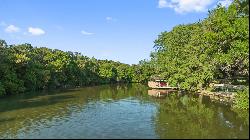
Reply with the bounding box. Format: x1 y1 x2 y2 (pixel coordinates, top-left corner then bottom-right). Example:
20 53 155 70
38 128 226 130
151 0 249 91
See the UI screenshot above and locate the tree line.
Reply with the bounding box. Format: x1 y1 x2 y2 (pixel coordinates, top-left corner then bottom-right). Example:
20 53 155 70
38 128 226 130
0 41 154 96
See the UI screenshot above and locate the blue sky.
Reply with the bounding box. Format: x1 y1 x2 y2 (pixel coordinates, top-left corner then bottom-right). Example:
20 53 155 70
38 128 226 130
0 0 232 65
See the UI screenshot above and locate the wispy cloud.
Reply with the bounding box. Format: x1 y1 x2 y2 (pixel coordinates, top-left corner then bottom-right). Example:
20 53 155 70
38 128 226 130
158 0 168 8
28 27 45 36
106 17 113 21
5 25 20 33
158 0 214 13
81 30 94 35
106 16 117 22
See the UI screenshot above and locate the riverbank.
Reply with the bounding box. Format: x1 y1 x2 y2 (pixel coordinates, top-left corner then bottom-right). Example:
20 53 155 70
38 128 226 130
197 90 235 105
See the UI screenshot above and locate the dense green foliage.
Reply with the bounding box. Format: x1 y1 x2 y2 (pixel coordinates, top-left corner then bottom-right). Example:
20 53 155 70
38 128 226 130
0 41 152 96
151 0 249 91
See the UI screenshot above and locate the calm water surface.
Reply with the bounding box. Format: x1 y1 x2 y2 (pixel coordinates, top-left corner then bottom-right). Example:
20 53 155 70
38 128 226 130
0 84 249 139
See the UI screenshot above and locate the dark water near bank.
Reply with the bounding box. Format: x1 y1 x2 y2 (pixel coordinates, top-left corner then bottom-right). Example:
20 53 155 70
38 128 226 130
0 84 249 139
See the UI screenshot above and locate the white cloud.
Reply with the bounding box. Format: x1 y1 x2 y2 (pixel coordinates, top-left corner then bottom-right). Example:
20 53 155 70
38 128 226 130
28 27 45 36
81 30 94 35
158 0 214 13
217 0 232 7
5 25 20 33
158 0 168 8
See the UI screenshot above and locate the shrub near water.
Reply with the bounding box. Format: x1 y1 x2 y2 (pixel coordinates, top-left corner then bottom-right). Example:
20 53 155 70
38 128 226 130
232 87 249 126
233 87 249 110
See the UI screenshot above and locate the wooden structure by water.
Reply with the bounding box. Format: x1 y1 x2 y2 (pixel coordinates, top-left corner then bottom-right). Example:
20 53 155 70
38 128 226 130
148 80 179 90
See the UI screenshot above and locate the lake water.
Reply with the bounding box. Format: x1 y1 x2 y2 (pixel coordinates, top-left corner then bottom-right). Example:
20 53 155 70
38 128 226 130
0 84 248 139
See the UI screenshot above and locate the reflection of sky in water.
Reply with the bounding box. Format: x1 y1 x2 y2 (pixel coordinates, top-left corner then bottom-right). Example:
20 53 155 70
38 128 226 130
0 84 249 139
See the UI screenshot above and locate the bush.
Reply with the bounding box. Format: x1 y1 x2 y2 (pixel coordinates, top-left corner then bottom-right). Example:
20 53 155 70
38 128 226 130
232 87 249 110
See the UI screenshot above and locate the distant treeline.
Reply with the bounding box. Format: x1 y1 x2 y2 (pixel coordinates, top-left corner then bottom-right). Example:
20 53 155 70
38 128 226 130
0 41 154 96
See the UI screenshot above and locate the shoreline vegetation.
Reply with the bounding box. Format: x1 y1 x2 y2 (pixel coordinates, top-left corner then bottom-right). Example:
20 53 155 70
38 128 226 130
0 0 248 112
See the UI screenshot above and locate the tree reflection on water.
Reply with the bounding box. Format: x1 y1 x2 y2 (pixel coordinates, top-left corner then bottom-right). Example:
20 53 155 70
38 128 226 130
0 84 248 139
154 93 249 139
